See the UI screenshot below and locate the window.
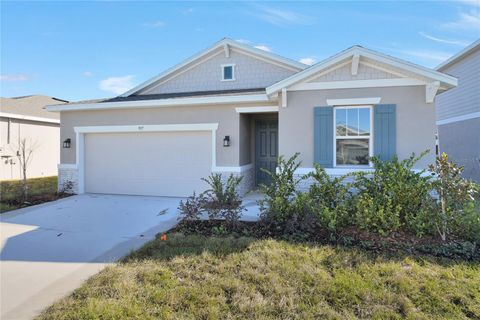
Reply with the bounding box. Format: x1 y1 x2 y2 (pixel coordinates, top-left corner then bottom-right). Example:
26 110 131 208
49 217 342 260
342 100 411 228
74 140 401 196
335 106 372 166
221 64 235 81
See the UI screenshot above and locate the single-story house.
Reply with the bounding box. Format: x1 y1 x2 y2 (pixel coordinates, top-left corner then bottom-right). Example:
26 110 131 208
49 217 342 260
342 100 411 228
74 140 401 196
46 38 457 197
1 95 68 180
435 40 480 182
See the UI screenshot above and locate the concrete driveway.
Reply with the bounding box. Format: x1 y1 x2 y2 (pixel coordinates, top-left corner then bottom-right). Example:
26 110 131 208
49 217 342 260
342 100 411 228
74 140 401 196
0 194 182 320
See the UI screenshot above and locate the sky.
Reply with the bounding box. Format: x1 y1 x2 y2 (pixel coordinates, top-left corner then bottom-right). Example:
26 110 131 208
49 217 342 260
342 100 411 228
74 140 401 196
1 1 479 102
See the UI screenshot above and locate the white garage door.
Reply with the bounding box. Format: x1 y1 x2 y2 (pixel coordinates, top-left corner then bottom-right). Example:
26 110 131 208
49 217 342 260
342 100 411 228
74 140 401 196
84 131 212 197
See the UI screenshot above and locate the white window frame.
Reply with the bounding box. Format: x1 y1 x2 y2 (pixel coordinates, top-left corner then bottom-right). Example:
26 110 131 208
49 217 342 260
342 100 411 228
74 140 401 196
221 64 235 81
333 105 373 168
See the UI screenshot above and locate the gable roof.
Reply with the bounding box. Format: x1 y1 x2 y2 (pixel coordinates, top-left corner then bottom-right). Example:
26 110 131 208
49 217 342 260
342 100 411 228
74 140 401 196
436 39 480 71
266 45 458 95
120 38 307 97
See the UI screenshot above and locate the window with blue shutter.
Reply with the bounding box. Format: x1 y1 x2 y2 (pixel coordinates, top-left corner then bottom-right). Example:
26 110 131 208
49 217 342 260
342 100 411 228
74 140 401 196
314 106 333 168
373 104 397 161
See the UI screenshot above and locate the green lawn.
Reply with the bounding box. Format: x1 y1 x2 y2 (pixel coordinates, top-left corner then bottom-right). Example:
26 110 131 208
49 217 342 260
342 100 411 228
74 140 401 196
0 176 58 212
39 233 480 320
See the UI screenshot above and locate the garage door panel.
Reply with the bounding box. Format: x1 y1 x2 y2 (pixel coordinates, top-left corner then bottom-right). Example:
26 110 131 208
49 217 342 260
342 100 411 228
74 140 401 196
85 131 212 197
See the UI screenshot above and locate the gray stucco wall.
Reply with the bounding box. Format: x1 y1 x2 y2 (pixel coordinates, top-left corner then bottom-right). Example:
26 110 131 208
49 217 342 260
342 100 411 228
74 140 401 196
280 86 437 169
436 47 480 121
438 117 480 182
60 103 276 167
138 48 298 95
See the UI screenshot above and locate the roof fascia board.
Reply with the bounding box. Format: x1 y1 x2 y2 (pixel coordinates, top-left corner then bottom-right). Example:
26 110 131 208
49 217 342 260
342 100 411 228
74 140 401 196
266 46 458 95
436 40 480 71
0 112 60 124
121 38 306 97
46 94 272 112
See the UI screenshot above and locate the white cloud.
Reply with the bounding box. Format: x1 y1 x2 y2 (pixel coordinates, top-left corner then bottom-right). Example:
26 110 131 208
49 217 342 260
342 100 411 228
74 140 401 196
0 74 28 82
299 57 317 65
254 45 271 52
143 20 166 28
182 8 194 14
400 49 453 62
236 39 251 44
418 32 470 46
99 75 135 95
83 71 94 77
250 6 313 26
444 12 480 30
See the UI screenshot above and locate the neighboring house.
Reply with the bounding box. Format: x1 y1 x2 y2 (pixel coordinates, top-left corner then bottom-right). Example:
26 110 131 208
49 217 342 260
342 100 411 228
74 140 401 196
435 40 480 182
46 38 457 197
0 95 68 180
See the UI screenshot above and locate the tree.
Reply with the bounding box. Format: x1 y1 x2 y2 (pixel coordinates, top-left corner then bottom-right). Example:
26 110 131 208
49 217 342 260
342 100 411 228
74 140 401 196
14 138 40 202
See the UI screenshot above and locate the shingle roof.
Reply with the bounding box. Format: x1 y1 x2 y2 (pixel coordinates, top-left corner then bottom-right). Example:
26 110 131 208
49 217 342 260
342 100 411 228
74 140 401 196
104 88 265 103
0 95 68 119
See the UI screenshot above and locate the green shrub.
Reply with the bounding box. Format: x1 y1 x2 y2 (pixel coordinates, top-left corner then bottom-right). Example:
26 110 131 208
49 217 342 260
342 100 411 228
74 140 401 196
429 153 478 241
351 152 435 236
456 200 480 243
178 173 245 229
258 153 305 228
305 164 351 233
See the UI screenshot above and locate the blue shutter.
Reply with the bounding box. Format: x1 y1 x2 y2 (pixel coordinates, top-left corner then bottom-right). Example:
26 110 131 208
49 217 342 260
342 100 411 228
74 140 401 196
374 104 396 161
314 106 333 168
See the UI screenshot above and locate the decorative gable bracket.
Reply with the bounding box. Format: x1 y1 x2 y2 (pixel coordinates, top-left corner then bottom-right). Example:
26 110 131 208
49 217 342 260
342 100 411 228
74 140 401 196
426 81 440 104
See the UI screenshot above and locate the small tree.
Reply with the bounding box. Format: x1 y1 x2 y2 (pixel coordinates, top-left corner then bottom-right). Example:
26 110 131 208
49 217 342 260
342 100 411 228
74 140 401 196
13 138 39 202
429 153 476 241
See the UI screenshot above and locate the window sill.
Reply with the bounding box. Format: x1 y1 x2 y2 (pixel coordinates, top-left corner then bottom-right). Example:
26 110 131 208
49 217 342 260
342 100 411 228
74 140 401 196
221 79 236 82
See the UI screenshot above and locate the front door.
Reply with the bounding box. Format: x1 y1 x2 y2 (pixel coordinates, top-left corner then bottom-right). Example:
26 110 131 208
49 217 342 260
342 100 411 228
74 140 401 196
255 120 278 186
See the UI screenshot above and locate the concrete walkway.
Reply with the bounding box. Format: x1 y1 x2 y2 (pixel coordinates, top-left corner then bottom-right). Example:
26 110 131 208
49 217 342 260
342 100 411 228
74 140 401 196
0 192 261 319
0 194 182 320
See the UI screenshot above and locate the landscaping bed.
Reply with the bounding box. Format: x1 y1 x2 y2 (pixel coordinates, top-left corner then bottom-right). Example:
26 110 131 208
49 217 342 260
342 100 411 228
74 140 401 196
38 232 480 320
0 176 71 213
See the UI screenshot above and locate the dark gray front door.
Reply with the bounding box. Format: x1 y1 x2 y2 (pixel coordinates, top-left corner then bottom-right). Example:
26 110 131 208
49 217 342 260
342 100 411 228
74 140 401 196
255 120 278 186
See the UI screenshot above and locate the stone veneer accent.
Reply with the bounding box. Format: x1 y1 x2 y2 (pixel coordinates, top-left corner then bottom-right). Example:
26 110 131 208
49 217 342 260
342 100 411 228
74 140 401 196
58 165 79 194
216 167 255 196
58 164 256 196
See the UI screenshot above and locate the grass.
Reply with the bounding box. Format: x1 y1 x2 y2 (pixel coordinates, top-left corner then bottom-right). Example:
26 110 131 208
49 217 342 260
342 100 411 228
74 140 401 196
0 176 59 212
39 233 480 320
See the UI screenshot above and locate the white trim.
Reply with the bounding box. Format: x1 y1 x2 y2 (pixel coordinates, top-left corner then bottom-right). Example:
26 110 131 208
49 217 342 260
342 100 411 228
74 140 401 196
58 163 77 169
289 78 426 91
221 64 236 81
351 53 360 75
436 40 480 70
212 163 254 173
294 167 375 175
0 112 60 124
436 111 480 125
46 94 271 112
333 105 373 168
74 123 219 134
235 106 279 113
266 46 457 95
326 97 381 106
281 88 287 108
73 123 218 194
121 38 306 97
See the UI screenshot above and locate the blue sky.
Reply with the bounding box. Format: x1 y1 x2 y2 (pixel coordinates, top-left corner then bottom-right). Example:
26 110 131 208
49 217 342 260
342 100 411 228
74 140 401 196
1 1 479 101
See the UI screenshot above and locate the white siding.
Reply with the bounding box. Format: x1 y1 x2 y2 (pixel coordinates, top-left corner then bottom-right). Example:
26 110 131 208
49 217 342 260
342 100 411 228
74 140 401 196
436 47 480 121
139 49 297 95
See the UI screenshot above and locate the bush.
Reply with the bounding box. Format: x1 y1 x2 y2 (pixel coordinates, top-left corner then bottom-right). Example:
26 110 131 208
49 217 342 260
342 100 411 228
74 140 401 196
429 153 478 241
305 164 351 233
350 152 435 236
258 153 305 229
178 173 245 229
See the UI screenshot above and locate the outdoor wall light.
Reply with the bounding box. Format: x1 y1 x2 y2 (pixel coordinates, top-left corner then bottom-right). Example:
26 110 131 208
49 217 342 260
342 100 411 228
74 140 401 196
223 136 230 147
63 138 71 148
